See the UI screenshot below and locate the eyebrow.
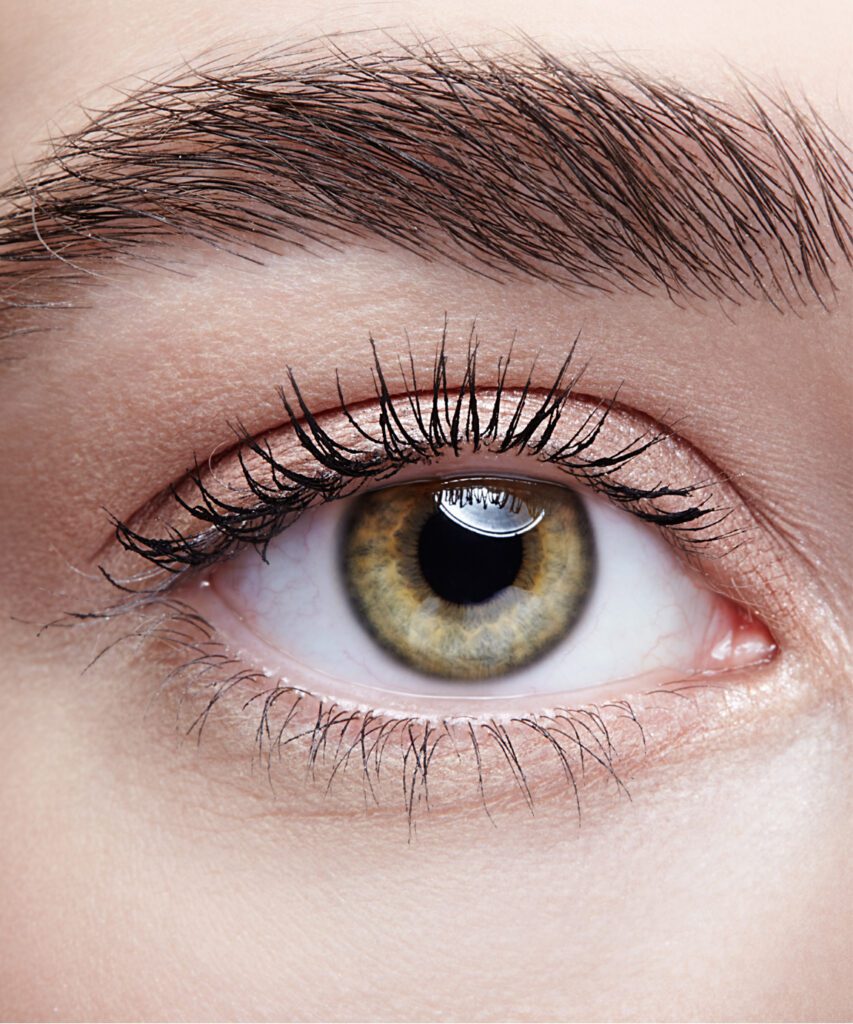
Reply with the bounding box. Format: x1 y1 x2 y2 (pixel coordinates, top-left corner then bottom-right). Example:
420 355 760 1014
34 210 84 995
1 40 852 342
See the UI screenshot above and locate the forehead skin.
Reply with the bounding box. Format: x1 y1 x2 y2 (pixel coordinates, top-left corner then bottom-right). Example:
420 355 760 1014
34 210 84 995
0 2 851 1023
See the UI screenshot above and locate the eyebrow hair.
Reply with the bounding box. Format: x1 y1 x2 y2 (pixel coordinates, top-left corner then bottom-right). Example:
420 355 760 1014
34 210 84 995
1 40 852 342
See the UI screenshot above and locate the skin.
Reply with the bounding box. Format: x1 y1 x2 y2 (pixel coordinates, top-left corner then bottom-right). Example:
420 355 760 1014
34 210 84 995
0 1 851 1021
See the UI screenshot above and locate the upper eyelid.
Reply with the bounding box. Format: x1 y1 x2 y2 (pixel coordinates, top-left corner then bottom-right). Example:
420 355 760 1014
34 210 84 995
107 343 738 583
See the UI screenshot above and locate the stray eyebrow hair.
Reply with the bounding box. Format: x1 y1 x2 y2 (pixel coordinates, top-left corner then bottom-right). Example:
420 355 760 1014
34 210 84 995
1 38 852 341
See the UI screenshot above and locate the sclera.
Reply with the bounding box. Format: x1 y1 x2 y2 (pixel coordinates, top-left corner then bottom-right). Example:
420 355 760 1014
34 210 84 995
196 475 773 710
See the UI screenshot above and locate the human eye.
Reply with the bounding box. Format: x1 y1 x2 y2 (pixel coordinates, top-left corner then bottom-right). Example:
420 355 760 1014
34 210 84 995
97 338 775 820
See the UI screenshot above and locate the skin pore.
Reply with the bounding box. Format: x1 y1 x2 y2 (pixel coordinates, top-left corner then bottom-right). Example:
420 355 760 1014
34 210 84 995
0 1 851 1021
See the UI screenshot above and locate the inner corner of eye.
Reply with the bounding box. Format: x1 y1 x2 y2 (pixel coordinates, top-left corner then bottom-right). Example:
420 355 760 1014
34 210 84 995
193 474 776 703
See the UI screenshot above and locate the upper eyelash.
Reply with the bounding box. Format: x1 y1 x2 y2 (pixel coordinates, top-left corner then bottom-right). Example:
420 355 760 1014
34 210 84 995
111 329 729 581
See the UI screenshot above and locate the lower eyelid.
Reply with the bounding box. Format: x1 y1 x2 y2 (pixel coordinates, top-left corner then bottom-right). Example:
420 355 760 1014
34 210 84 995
92 591 790 824
79 499 783 823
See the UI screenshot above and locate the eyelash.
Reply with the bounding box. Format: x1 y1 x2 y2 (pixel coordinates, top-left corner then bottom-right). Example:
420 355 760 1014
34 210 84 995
63 330 759 828
124 591 649 825
89 580 772 832
110 332 730 584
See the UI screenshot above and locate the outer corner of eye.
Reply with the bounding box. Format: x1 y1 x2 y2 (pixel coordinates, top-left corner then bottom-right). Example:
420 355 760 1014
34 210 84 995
183 474 776 712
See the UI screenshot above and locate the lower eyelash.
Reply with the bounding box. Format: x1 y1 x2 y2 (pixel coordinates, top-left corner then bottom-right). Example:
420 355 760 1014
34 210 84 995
93 595 634 826
70 592 760 831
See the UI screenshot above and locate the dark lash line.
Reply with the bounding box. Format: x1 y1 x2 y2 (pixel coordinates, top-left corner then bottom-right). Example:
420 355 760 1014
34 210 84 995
111 329 727 580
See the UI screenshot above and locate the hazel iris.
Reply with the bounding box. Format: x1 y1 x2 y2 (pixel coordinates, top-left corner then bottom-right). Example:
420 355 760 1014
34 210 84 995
343 477 595 679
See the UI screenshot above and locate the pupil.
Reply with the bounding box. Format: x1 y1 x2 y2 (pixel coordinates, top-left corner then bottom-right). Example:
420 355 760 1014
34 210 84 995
417 509 524 605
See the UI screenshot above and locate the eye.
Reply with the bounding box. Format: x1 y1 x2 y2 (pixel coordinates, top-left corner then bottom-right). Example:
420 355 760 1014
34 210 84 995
192 470 768 707
107 341 779 759
101 345 783 816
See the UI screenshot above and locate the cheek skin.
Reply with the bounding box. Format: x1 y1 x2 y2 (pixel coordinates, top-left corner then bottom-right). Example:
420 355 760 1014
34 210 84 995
0 636 848 1021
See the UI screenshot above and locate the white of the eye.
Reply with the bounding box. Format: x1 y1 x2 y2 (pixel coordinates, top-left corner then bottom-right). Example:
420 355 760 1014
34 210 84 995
208 483 720 702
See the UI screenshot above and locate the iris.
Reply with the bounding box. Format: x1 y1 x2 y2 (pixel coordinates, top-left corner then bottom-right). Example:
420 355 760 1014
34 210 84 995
343 477 595 679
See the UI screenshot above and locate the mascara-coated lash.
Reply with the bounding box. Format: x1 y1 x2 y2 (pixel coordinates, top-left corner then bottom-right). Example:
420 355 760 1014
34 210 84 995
110 333 729 585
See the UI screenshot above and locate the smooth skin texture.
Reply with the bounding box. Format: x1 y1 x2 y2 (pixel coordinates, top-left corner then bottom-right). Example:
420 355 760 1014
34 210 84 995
0 1 851 1022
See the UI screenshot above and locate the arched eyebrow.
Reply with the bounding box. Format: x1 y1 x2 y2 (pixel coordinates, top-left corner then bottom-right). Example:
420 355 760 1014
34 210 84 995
1 41 852 341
